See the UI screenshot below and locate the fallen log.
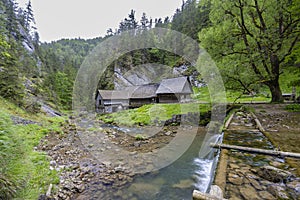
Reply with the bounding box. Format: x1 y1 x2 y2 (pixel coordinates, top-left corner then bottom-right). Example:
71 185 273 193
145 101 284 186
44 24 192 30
250 112 265 132
224 112 235 130
211 143 300 159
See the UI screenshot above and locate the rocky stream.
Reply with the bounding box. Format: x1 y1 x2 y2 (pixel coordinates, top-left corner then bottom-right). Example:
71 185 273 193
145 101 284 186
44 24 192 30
32 104 300 200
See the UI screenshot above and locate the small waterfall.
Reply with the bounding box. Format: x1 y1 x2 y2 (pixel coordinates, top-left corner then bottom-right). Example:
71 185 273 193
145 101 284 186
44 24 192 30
193 133 224 193
193 158 214 192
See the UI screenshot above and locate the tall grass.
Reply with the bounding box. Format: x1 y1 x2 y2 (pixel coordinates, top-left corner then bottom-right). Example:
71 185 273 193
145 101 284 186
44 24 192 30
0 98 61 199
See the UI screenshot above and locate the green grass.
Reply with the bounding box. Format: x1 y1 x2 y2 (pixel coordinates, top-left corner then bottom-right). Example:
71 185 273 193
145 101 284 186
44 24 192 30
98 103 211 126
285 104 300 112
226 91 270 103
193 86 271 103
192 87 211 102
0 98 63 199
135 134 146 141
280 66 300 96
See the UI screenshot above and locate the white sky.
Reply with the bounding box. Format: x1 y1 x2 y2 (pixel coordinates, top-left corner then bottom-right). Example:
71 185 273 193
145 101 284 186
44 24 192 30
16 0 183 42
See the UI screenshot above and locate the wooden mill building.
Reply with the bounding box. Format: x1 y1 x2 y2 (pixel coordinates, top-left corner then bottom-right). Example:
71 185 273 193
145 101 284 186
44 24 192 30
95 76 193 113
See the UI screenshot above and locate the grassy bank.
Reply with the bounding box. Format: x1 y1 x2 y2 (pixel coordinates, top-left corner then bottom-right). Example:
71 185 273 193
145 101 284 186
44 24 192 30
98 103 211 126
0 98 63 199
194 86 271 103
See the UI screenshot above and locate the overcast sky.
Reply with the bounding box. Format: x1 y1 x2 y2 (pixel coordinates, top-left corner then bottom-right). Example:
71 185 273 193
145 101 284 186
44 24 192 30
16 0 183 42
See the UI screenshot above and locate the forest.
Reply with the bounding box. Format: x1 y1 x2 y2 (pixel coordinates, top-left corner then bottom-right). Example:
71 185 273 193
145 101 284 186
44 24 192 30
0 0 300 199
1 0 299 111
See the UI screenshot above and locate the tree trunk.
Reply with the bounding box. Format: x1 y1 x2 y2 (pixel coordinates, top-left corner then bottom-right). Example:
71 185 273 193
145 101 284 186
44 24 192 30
268 54 284 103
268 81 284 103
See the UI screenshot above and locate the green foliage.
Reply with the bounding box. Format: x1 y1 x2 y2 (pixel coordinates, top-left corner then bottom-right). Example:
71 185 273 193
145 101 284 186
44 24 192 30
280 66 300 96
172 0 210 40
135 134 146 141
38 37 104 108
199 0 300 102
0 35 25 106
285 104 300 112
43 72 73 110
193 86 211 102
193 86 271 103
99 103 211 126
0 99 63 199
0 0 42 107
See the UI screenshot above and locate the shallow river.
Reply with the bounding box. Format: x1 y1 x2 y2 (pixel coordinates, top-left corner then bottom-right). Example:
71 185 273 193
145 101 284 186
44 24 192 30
76 126 219 200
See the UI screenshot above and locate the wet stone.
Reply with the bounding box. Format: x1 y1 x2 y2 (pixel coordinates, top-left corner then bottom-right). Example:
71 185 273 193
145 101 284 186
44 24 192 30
228 196 240 200
229 163 240 169
164 131 171 136
134 141 141 147
246 173 259 180
287 180 300 194
239 185 260 200
267 184 290 199
249 178 263 190
228 173 239 178
228 176 244 185
257 166 295 183
258 191 276 200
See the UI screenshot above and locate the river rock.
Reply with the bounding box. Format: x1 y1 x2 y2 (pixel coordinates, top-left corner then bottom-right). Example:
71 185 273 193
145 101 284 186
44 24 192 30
134 141 141 147
114 165 125 173
209 185 224 199
248 178 263 190
102 161 111 167
239 185 260 200
229 163 240 169
287 180 300 194
164 131 172 136
129 182 160 198
257 166 295 183
267 184 290 199
258 191 276 199
228 176 244 185
75 184 85 193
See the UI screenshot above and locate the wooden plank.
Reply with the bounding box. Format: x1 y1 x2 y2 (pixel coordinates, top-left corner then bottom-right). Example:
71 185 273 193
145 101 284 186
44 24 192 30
250 112 265 132
224 112 235 130
211 143 300 159
214 149 228 193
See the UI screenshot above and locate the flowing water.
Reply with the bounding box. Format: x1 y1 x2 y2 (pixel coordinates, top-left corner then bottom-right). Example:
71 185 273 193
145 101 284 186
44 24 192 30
119 131 218 200
77 126 220 200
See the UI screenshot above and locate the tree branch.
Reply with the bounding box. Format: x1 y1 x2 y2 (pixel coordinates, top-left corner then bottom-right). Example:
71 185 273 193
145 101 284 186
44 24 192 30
238 0 254 37
279 34 300 64
254 0 266 31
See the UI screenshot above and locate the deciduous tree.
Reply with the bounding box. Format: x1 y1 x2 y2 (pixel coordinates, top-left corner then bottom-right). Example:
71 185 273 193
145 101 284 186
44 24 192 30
199 0 300 102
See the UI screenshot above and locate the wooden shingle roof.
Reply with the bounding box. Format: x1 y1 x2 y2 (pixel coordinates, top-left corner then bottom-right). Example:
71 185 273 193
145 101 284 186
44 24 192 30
97 76 192 100
156 77 192 94
98 90 129 100
126 83 159 99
